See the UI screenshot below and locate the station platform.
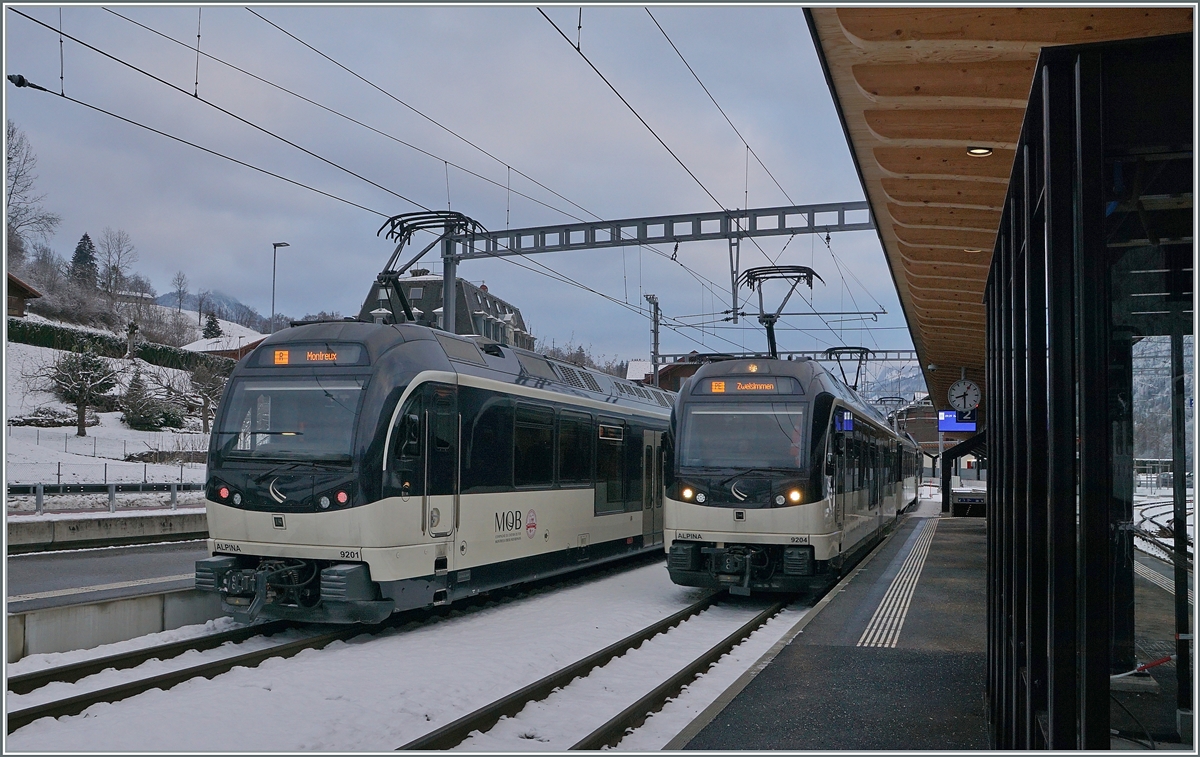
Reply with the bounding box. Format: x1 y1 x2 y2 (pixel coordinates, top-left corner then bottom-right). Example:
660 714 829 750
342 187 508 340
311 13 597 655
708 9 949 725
678 497 988 750
673 493 1192 750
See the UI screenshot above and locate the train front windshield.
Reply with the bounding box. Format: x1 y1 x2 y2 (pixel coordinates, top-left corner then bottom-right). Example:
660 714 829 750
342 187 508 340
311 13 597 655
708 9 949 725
215 377 366 461
679 402 808 470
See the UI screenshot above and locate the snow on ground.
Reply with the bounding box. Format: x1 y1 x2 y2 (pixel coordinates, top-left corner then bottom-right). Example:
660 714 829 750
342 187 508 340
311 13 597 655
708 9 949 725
6 562 812 752
6 498 207 516
5 341 209 487
7 624 324 712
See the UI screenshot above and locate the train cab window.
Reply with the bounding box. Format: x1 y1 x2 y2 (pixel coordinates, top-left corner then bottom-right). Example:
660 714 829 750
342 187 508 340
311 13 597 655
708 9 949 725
557 411 593 485
461 388 513 492
595 419 625 515
678 402 808 471
218 376 365 461
514 404 554 487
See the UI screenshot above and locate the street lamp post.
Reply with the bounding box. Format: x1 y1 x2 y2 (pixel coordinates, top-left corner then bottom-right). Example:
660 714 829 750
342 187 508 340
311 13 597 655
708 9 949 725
271 242 289 334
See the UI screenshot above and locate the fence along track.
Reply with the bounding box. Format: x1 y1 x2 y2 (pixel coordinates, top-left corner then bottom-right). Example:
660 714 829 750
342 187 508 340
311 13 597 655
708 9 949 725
6 620 292 695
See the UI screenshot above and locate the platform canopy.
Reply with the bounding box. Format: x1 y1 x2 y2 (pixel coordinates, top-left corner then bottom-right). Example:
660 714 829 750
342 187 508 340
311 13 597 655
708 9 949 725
806 7 1193 421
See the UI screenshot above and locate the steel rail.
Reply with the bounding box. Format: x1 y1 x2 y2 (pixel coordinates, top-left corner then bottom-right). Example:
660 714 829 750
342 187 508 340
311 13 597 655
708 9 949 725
6 620 292 695
397 591 722 750
8 552 667 735
569 599 789 750
6 624 372 734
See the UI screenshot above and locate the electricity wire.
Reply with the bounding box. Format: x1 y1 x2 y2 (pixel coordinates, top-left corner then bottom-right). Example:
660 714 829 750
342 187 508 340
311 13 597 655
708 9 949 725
16 9 761 355
104 7 601 227
237 7 742 317
4 79 390 218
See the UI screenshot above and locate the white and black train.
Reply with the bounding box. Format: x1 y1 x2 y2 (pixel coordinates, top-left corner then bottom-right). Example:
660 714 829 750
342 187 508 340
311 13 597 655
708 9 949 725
663 357 921 595
195 320 673 623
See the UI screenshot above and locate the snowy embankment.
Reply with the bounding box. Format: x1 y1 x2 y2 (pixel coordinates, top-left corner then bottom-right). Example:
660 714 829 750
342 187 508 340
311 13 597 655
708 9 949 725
6 562 811 751
5 341 210 493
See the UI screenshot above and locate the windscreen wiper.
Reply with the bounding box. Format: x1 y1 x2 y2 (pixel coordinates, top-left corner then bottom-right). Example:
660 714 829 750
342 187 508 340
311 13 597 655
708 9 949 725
717 467 799 486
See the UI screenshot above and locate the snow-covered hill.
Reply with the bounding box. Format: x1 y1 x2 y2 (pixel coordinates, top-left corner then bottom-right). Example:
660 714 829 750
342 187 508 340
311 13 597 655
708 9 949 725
5 340 210 490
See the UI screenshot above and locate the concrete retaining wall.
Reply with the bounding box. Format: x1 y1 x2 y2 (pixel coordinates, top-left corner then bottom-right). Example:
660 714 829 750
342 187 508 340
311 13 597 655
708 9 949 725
7 589 224 663
7 512 208 553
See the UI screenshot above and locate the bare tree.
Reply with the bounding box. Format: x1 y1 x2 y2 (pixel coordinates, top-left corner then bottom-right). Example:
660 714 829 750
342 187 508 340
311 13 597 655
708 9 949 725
39 345 124 436
196 288 211 326
190 363 228 434
171 270 189 312
5 120 61 247
98 227 139 304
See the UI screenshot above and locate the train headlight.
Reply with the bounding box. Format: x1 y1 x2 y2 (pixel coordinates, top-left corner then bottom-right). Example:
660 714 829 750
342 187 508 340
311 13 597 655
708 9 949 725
775 494 785 505
681 487 694 500
318 495 331 509
788 488 802 504
218 486 230 500
429 508 440 528
232 493 242 506
695 492 706 504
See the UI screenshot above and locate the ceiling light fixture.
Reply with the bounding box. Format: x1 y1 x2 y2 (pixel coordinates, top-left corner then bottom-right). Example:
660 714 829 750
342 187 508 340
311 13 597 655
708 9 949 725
964 248 984 253
967 147 993 157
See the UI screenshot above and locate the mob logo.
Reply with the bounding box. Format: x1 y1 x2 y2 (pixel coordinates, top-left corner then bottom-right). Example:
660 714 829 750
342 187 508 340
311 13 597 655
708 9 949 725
495 510 524 533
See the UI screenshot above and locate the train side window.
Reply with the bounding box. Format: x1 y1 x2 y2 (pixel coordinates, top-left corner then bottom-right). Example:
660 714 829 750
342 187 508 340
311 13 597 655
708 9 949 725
514 403 554 487
432 394 455 451
462 388 513 491
595 419 625 515
557 411 593 485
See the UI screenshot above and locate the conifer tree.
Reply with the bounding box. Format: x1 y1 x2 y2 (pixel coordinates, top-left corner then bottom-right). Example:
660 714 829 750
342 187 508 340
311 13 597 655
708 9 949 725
203 311 223 339
69 233 98 286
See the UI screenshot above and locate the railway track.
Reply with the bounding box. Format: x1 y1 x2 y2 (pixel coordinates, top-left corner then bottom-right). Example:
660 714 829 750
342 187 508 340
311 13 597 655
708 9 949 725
6 552 665 735
399 592 793 751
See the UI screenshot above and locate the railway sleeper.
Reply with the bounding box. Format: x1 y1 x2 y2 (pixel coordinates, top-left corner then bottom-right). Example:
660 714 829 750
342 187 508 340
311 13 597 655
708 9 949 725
667 542 831 594
196 556 395 624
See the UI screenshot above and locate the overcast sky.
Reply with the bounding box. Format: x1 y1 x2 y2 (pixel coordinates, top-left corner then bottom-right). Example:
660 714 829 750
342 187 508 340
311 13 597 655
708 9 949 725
5 4 914 362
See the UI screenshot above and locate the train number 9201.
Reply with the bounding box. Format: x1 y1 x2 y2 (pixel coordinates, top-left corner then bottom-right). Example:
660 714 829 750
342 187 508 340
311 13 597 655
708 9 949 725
339 549 362 560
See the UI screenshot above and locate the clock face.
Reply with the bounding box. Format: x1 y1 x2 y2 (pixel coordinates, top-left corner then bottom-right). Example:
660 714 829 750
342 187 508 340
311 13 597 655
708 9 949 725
948 380 981 412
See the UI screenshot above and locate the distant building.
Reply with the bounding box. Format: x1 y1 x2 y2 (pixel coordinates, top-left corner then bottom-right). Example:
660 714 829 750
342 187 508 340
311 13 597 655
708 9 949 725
7 272 42 317
365 270 535 351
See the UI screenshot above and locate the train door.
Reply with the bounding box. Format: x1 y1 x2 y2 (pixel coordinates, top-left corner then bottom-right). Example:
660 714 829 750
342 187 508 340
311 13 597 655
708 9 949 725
642 430 663 545
826 434 843 553
424 383 459 541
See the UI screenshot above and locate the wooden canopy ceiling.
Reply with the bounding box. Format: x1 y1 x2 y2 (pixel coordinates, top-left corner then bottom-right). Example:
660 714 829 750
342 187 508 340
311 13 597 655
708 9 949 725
807 7 1193 421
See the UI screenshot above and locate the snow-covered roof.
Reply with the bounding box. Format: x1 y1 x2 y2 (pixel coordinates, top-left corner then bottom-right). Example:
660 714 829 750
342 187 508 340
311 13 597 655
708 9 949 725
182 334 265 353
626 360 653 381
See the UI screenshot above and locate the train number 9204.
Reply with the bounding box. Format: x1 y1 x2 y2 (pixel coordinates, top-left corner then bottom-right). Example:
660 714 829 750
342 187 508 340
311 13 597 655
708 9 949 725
339 549 362 560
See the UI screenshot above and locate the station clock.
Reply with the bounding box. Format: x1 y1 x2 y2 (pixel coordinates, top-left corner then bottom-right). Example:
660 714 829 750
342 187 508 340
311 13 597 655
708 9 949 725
948 379 981 412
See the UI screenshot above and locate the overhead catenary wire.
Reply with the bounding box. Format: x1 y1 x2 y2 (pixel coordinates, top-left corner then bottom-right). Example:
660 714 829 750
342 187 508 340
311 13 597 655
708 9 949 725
228 8 745 317
16 9 770 356
4 76 390 218
105 8 602 228
645 7 892 346
11 7 431 213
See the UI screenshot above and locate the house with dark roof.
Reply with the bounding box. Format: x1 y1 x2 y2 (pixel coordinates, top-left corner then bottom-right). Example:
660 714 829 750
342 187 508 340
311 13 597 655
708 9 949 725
7 272 42 318
369 270 535 351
